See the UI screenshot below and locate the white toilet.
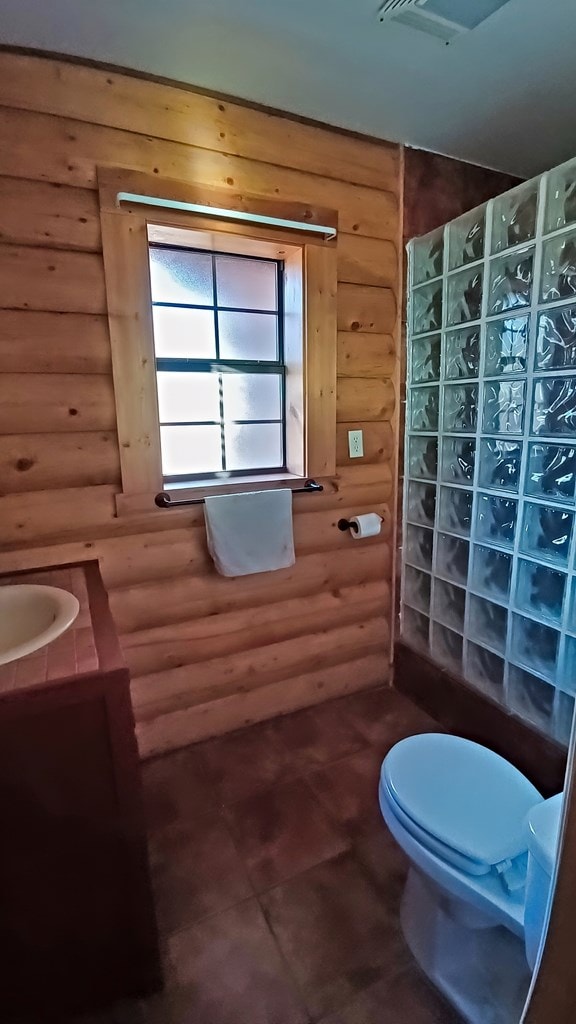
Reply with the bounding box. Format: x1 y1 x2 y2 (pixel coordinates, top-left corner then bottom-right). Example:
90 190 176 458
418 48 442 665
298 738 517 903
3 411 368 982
379 733 563 1024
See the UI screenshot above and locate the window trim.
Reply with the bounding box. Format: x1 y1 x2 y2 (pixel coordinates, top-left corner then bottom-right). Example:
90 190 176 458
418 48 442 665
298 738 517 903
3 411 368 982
98 166 338 517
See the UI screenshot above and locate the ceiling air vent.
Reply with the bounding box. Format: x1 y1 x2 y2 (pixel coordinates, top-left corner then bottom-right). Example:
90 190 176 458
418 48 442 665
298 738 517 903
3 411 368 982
377 0 512 42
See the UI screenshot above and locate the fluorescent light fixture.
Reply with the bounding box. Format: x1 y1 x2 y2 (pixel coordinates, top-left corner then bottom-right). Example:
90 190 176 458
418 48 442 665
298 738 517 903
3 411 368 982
116 192 337 240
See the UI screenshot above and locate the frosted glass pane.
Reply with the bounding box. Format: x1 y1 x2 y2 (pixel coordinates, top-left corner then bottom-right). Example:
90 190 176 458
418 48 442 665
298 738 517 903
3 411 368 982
156 371 220 423
225 423 283 471
222 373 282 421
149 248 213 305
160 424 222 476
152 306 215 358
216 256 277 311
218 311 278 361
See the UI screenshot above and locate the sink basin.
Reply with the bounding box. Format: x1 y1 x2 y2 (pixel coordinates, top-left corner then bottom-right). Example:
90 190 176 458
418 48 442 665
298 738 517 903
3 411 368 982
0 585 80 665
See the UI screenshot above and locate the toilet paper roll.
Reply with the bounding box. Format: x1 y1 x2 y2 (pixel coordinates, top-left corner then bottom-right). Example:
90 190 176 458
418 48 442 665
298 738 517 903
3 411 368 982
350 513 382 539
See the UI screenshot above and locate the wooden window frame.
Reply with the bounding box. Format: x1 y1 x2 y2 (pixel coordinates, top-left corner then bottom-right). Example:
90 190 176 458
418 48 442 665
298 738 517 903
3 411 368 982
98 167 337 517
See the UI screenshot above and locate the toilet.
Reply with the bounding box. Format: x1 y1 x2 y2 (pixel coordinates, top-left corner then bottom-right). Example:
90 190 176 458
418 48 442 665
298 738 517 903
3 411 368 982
379 733 563 1024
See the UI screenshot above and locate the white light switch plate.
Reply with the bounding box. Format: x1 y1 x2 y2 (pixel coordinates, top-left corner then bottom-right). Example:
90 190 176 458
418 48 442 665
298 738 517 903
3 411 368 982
348 429 364 458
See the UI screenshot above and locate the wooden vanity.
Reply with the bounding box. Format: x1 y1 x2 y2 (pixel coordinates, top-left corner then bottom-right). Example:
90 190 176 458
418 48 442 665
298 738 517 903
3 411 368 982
0 561 161 1019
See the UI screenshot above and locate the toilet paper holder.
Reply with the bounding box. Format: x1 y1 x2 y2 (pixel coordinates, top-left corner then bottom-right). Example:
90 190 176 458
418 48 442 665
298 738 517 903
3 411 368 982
338 518 359 533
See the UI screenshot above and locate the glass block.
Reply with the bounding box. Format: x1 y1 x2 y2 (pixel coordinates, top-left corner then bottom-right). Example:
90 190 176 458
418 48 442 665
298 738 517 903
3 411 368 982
468 595 508 654
482 380 525 434
411 335 441 383
412 227 444 285
448 207 485 269
436 534 469 586
476 493 517 548
484 316 528 375
406 481 436 528
488 249 533 314
444 326 481 379
446 267 483 325
465 642 505 703
438 486 473 537
508 666 556 737
478 439 522 492
492 182 539 253
535 305 576 371
515 559 566 625
471 545 512 602
160 424 222 476
152 306 216 359
541 229 576 303
560 637 576 695
411 281 443 336
431 623 463 675
156 370 220 423
532 377 576 435
405 524 434 571
218 311 278 361
442 383 478 432
545 159 576 232
222 373 282 422
511 615 559 683
526 442 576 503
224 422 283 471
440 437 475 485
401 605 430 653
554 690 574 746
215 255 277 311
520 502 573 566
403 565 431 615
149 247 213 305
409 386 439 432
432 579 466 633
407 435 438 480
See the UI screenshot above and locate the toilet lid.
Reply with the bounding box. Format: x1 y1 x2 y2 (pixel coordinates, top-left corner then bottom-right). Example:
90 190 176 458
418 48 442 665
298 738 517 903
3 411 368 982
383 733 542 868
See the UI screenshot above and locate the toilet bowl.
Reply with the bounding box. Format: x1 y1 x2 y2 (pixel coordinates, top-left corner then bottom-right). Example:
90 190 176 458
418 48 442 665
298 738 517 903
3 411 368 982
379 733 562 1024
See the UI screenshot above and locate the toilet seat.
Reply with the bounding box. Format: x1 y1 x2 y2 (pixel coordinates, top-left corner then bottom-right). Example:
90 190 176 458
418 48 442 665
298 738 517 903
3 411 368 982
382 734 542 876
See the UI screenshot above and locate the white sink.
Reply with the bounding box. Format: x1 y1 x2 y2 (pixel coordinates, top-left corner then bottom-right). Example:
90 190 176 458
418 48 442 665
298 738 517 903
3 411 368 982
0 585 80 666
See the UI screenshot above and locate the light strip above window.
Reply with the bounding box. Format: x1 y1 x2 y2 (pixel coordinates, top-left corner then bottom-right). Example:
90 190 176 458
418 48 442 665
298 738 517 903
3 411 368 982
116 192 337 241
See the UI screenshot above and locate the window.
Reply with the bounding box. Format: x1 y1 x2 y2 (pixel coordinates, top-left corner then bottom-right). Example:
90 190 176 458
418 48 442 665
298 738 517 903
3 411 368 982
149 245 286 482
97 166 337 515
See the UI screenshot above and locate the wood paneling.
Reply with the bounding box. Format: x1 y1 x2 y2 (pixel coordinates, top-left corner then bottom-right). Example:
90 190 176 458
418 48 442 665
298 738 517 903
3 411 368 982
0 51 401 756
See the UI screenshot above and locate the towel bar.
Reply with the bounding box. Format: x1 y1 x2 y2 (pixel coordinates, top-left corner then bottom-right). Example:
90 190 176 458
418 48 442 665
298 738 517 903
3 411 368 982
155 479 323 508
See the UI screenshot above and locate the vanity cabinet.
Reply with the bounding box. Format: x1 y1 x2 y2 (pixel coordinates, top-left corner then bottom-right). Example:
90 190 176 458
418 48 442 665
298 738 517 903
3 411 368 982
0 561 161 1019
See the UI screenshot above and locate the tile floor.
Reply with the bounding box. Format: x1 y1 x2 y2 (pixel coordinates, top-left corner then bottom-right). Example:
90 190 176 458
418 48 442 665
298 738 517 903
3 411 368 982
78 686 463 1024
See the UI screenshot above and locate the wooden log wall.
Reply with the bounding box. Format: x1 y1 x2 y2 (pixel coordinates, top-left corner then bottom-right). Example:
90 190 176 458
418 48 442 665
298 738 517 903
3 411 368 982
0 52 401 758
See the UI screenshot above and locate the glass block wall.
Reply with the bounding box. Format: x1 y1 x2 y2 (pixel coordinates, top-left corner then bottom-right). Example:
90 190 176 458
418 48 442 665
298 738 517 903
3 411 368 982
403 157 576 747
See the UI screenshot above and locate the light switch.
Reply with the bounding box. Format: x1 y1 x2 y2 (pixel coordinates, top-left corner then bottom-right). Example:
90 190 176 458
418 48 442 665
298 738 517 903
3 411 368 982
348 429 364 458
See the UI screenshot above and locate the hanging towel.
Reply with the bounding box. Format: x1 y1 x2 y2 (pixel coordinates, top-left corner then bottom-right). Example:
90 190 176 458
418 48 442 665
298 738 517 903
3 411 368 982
204 488 295 577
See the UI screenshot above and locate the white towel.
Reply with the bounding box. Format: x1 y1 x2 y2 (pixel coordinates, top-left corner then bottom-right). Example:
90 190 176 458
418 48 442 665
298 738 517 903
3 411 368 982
204 488 295 577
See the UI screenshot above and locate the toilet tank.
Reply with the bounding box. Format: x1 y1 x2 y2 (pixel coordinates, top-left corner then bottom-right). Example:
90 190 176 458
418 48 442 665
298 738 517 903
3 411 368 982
524 793 563 971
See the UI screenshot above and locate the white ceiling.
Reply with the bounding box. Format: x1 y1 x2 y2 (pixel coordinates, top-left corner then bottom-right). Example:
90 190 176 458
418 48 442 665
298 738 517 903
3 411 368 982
1 0 575 177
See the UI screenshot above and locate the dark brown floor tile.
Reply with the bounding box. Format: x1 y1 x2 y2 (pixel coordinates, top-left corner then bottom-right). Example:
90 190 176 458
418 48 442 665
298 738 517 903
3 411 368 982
307 746 384 835
198 720 293 804
164 897 310 1024
352 821 408 916
342 686 440 753
148 813 252 934
225 777 350 892
318 960 463 1024
141 746 216 833
260 850 399 1020
272 700 368 771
